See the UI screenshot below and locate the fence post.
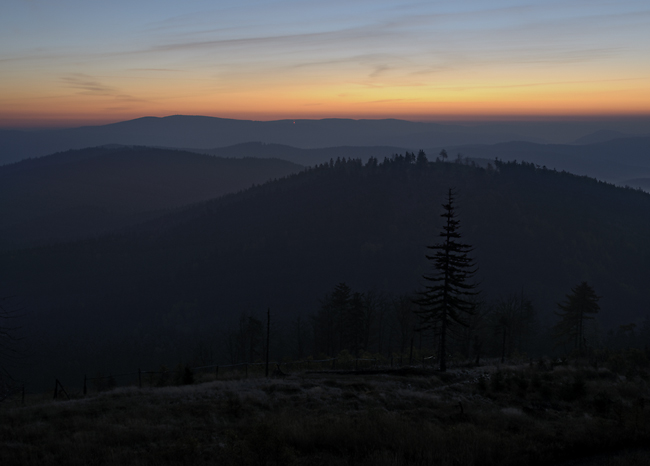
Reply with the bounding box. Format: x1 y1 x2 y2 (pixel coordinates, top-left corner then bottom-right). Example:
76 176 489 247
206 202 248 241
265 308 271 378
138 369 142 389
53 379 59 400
83 375 87 396
58 380 70 400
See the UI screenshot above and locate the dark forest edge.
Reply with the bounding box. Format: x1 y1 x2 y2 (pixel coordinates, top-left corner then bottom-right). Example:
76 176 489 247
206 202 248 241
2 150 650 392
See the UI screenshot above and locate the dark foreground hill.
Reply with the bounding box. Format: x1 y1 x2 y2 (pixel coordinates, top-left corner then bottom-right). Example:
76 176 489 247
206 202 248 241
0 145 301 249
2 156 650 386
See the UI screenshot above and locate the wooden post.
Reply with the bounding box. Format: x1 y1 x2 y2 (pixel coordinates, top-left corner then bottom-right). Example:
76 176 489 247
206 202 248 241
58 380 70 400
83 375 87 396
138 369 142 388
265 308 271 378
53 379 59 400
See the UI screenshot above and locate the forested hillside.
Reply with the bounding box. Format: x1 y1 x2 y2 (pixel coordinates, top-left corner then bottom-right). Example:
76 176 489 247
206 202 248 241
3 155 650 386
0 145 301 249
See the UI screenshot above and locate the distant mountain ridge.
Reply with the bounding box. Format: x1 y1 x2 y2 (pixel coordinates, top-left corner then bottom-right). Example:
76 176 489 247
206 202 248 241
446 137 650 188
0 116 534 165
4 114 649 166
183 137 650 190
572 129 642 145
190 142 410 166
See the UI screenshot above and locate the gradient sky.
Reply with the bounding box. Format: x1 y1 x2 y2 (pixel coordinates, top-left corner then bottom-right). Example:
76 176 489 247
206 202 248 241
1 0 650 127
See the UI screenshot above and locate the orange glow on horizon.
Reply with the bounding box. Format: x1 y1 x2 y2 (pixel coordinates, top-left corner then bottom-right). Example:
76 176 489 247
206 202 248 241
4 0 650 129
2 70 650 128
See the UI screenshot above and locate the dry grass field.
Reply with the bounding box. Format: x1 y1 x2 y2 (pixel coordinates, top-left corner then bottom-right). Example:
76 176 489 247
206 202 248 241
2 361 650 465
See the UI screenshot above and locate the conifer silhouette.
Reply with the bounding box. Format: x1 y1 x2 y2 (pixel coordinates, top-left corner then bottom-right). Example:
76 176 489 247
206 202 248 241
415 189 478 371
553 282 600 355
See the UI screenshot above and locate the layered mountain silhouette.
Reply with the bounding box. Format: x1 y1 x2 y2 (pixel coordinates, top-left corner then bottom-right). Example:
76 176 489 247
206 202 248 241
446 137 650 189
7 115 649 166
0 116 530 165
192 142 409 167
191 137 650 189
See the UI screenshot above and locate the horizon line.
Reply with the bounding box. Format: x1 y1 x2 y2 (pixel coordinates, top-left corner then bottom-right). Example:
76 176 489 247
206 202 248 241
4 112 650 131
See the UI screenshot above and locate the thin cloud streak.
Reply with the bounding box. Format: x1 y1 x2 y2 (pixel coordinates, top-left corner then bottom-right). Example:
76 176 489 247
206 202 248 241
59 73 147 103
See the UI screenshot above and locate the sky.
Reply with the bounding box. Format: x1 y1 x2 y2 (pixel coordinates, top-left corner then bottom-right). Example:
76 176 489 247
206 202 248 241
1 0 650 127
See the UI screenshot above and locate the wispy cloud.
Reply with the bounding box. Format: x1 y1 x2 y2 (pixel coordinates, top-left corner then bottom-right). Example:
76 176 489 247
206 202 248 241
126 68 182 72
61 74 117 95
60 73 145 102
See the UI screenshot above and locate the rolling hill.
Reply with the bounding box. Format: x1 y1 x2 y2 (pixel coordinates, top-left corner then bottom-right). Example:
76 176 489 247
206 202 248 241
183 137 650 190
0 145 302 249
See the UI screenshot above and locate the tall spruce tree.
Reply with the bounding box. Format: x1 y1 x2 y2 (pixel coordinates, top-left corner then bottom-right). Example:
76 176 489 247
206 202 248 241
416 189 478 371
553 282 600 355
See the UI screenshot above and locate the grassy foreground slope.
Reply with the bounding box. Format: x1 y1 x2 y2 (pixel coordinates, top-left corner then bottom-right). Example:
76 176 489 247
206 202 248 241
2 360 650 466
